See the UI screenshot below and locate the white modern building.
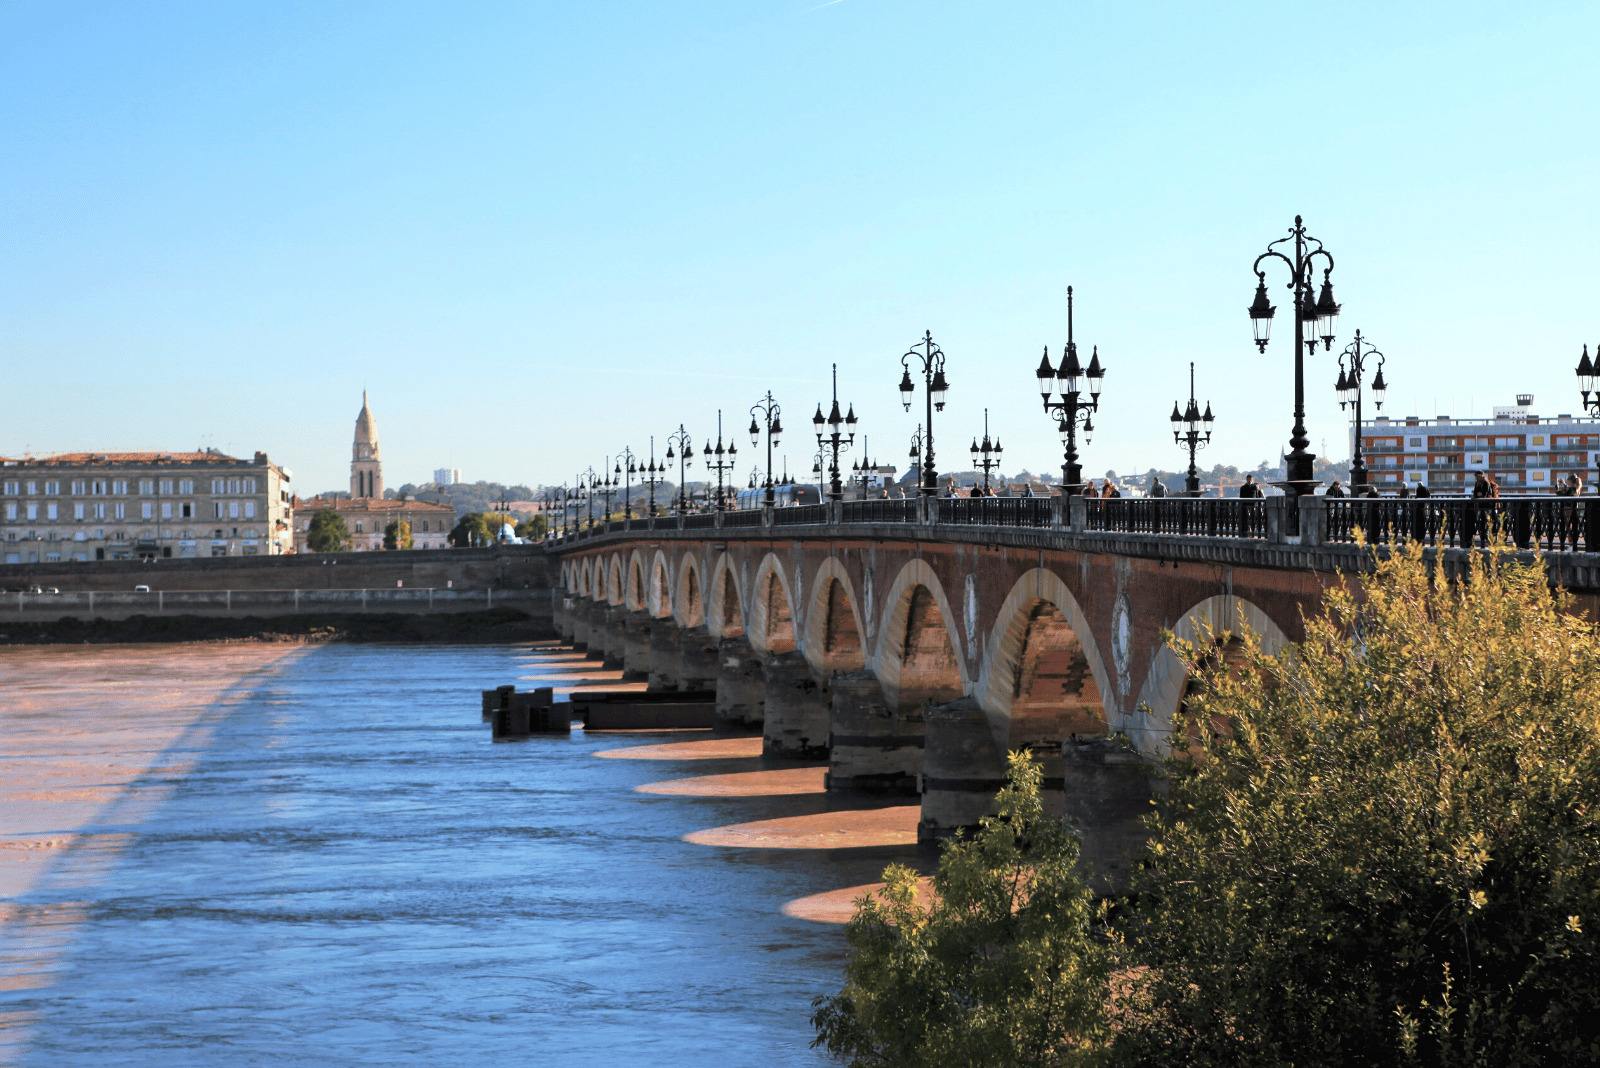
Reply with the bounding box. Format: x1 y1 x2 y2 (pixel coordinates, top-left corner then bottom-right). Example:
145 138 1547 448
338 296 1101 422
433 467 462 486
1356 395 1600 495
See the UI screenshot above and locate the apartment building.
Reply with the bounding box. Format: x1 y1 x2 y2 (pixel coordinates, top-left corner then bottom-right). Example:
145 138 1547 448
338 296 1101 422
0 449 293 563
1356 395 1599 495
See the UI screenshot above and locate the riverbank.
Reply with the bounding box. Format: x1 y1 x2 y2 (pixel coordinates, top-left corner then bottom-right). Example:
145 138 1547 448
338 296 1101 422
0 608 549 645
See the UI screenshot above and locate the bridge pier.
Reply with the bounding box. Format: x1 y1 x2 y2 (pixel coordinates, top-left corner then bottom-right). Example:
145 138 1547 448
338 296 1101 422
648 617 681 691
676 625 719 691
622 611 652 680
825 670 922 794
601 605 628 667
762 651 830 759
552 593 571 642
1062 737 1156 896
715 637 765 725
917 696 1008 843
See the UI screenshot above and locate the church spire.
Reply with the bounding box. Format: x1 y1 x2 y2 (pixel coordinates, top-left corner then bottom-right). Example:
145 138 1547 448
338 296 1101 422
351 392 383 499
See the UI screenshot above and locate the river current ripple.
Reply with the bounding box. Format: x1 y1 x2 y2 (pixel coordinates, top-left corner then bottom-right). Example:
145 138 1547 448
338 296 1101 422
0 643 914 1066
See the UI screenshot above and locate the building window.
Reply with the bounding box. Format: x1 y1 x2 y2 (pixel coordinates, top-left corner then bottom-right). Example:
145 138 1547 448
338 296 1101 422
46 504 58 520
243 478 257 494
139 479 153 494
74 504 85 520
159 479 173 494
214 502 223 518
244 501 256 519
212 479 226 494
3 503 14 521
161 502 173 519
94 503 106 520
1493 437 1520 448
71 480 85 495
112 480 128 495
115 503 126 520
26 504 38 521
354 522 363 533
228 501 240 519
92 480 107 495
1 481 16 496
44 481 59 495
180 480 194 494
142 503 153 520
26 481 37 495
181 502 193 518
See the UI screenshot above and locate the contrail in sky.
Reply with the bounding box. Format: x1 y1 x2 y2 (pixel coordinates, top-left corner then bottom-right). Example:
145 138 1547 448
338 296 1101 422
804 0 848 11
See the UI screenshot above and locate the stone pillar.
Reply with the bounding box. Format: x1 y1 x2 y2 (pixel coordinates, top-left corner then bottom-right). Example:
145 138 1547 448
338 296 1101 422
917 696 1007 843
762 651 830 759
676 625 719 692
715 636 765 725
622 610 652 680
555 594 576 643
648 616 682 691
601 605 628 668
574 600 599 651
1062 736 1156 896
826 670 922 794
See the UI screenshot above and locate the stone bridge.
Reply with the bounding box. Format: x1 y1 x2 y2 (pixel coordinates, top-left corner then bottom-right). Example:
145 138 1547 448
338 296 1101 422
548 495 1600 886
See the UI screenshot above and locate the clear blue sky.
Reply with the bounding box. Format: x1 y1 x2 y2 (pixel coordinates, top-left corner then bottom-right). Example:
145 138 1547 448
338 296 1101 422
3 1 1596 494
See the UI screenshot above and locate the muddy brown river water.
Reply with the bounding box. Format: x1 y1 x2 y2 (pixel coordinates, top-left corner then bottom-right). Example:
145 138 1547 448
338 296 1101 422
0 642 922 1066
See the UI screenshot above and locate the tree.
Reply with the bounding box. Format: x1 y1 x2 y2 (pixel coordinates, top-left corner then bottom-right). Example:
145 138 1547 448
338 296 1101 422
812 752 1111 1066
383 519 413 550
515 514 547 540
306 508 351 552
448 512 495 547
1113 539 1600 1067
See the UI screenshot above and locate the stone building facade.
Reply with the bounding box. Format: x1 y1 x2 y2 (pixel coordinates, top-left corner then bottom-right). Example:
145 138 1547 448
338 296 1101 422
0 449 294 563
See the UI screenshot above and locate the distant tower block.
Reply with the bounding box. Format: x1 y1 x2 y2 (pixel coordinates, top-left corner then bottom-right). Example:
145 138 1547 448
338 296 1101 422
433 467 462 486
351 391 383 499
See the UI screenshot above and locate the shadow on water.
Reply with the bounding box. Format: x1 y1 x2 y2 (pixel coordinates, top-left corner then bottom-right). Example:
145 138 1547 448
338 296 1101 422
1 642 921 1067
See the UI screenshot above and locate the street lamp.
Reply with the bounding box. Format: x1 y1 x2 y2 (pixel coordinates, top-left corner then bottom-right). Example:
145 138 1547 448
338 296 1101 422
850 436 880 499
1337 331 1387 488
616 447 640 520
494 493 513 542
1033 286 1105 495
1248 214 1341 496
812 363 858 501
908 424 925 495
1169 362 1215 497
594 460 618 523
899 331 949 497
749 392 783 506
969 408 1003 492
664 424 695 513
703 410 738 511
639 437 667 517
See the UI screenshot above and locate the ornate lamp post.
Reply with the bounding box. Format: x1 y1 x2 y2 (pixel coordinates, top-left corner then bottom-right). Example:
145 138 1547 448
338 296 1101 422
1336 331 1387 488
811 363 858 501
850 436 880 499
494 493 513 542
1169 362 1215 497
1034 286 1105 495
664 424 695 513
748 392 783 506
1247 214 1341 496
594 460 618 522
969 408 1003 492
703 410 738 511
615 447 641 520
908 425 926 494
639 437 668 517
899 332 949 496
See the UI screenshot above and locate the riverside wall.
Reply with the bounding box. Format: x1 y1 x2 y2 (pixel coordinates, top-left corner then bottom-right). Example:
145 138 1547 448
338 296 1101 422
0 586 551 624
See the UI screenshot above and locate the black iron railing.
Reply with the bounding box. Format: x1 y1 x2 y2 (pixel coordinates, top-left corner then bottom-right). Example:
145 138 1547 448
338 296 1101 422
722 509 764 528
841 499 920 525
1085 497 1269 539
1326 496 1599 552
773 503 830 526
680 513 718 529
936 497 1054 527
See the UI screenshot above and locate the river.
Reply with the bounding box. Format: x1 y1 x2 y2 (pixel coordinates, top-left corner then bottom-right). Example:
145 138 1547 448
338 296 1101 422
0 642 922 1066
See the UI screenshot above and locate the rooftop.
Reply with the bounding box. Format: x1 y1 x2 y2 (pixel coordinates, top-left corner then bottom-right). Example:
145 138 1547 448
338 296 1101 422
1 449 272 468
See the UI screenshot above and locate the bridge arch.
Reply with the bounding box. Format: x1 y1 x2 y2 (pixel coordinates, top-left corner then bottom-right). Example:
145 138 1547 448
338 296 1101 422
873 558 969 709
674 552 706 628
623 550 648 611
647 550 673 618
707 552 745 639
977 567 1112 756
606 554 623 606
1130 594 1291 757
747 552 798 655
801 556 866 675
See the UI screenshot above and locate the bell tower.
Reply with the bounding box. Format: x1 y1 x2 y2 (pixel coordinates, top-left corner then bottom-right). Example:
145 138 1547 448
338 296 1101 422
351 391 383 499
